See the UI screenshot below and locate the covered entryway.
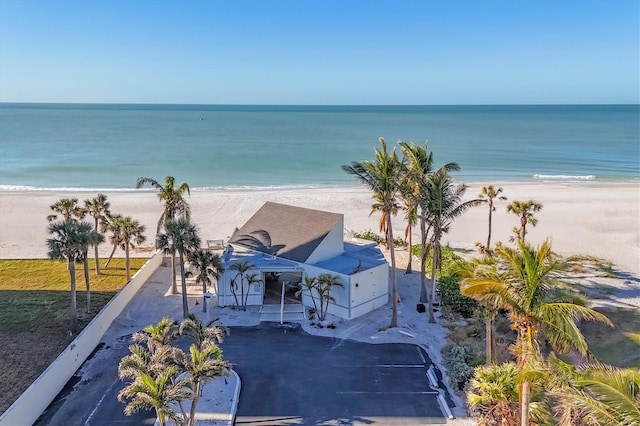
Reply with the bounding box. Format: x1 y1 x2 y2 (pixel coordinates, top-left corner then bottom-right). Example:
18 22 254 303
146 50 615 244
260 270 304 323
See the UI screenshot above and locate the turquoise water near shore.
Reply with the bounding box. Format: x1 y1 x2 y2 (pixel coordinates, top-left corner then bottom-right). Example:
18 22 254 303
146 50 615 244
0 103 638 190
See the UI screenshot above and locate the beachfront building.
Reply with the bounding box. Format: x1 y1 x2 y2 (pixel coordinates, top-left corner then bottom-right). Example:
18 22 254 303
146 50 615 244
216 202 389 320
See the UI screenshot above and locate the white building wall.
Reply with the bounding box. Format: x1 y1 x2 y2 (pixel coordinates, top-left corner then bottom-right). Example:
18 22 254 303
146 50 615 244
349 263 389 319
305 218 344 264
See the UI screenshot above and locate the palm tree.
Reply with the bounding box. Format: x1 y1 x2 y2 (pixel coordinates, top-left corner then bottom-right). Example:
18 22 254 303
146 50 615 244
179 313 228 348
342 137 403 328
118 216 147 281
48 197 84 222
545 355 640 425
459 240 613 426
507 199 542 243
84 194 111 274
137 175 191 294
399 141 459 303
399 184 418 274
158 217 201 317
118 367 187 426
78 228 105 313
296 276 319 316
456 256 501 365
172 340 231 426
47 220 93 333
103 213 124 269
187 250 223 313
424 169 478 323
229 260 255 311
477 185 507 253
315 273 344 321
244 273 263 310
136 175 191 234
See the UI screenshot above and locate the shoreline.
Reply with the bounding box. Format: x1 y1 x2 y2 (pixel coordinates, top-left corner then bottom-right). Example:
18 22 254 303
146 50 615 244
1 182 638 275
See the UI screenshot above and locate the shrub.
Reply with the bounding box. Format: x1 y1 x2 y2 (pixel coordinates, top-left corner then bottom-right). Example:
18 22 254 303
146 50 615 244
438 275 479 318
411 245 462 278
443 344 483 392
352 229 407 248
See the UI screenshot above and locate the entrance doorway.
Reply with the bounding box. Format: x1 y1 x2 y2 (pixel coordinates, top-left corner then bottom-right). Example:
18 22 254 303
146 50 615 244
263 271 303 305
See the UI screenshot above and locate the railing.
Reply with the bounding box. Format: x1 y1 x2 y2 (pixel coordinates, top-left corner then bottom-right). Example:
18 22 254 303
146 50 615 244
280 280 286 324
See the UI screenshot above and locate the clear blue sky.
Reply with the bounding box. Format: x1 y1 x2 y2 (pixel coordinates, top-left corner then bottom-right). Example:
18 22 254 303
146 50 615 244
0 0 638 104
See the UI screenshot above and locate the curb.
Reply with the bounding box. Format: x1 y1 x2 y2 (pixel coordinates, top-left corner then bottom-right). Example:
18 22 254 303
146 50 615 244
228 369 241 426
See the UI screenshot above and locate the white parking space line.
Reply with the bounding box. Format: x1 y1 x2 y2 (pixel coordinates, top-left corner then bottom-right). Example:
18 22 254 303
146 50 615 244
335 391 440 395
84 378 119 426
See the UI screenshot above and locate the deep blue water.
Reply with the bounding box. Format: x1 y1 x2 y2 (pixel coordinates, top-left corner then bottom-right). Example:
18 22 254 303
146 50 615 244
0 103 638 190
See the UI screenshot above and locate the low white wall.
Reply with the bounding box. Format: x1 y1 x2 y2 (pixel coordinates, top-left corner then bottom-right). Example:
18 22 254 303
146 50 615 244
0 252 164 426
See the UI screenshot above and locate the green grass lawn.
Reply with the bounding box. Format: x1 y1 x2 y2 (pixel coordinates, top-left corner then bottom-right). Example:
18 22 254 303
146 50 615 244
0 258 148 414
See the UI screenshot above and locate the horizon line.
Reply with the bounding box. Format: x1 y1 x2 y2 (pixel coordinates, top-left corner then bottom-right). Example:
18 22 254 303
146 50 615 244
1 101 638 107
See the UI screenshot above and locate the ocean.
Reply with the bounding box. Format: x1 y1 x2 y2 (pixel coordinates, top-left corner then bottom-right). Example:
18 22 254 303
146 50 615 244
0 103 638 190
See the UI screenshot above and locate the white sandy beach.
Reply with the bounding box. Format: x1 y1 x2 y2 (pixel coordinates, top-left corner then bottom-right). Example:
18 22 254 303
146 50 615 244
0 182 638 275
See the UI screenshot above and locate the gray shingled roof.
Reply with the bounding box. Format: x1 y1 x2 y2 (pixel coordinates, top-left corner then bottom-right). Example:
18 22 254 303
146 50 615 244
228 201 342 263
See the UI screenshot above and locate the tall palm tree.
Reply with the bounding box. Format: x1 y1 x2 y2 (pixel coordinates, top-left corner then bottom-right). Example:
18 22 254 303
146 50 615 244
424 169 478 323
103 213 124 269
78 228 105 313
459 240 613 426
187 250 223 313
244 273 263 310
47 220 93 333
477 185 507 252
456 256 501 365
158 217 201 317
137 175 191 293
399 183 418 274
136 176 191 234
229 260 256 311
48 197 85 222
84 194 111 274
507 199 542 243
118 216 147 281
342 137 403 328
399 141 459 303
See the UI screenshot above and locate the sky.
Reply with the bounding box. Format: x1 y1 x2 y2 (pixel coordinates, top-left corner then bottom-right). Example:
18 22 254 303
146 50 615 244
0 0 638 105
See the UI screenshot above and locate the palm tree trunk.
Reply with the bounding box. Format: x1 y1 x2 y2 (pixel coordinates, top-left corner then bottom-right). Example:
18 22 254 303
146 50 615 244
240 276 245 311
83 252 91 313
243 279 251 311
188 381 200 426
125 243 131 281
104 243 117 268
202 280 207 313
419 216 429 303
520 216 527 243
171 254 178 295
68 258 78 333
521 380 531 426
179 252 189 317
428 244 437 323
94 217 101 274
157 410 165 426
387 211 398 328
405 225 413 274
485 313 494 364
487 202 493 249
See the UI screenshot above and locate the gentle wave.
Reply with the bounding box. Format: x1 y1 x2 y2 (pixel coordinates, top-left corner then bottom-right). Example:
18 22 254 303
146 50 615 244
0 184 349 192
533 174 597 181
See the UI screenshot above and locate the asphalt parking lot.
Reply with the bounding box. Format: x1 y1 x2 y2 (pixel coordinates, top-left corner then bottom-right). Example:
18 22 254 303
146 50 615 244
226 324 444 425
37 324 445 425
